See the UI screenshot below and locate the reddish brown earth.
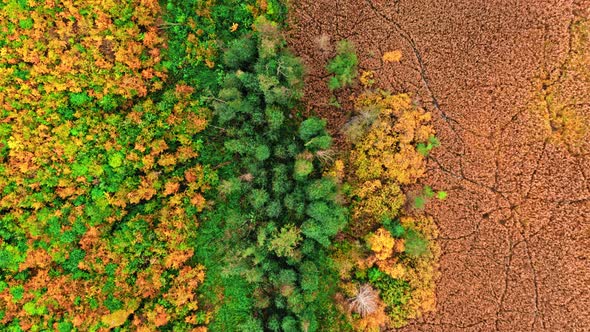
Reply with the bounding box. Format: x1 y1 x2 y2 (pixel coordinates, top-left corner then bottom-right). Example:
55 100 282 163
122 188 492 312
288 0 590 331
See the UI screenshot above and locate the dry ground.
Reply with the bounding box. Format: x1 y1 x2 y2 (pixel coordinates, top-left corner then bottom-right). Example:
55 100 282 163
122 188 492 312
287 0 590 330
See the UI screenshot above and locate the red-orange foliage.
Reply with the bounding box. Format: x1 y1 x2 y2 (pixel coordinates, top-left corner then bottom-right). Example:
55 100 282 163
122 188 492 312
0 1 211 329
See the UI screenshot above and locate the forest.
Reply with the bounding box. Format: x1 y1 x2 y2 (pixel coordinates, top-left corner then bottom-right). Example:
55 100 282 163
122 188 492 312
6 0 584 331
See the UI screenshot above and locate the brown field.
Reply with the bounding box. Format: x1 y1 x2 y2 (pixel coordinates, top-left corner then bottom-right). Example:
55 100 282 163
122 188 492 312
288 0 590 330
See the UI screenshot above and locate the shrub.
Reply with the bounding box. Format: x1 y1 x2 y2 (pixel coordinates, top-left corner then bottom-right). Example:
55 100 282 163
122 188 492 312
416 135 441 156
326 40 358 90
413 185 448 209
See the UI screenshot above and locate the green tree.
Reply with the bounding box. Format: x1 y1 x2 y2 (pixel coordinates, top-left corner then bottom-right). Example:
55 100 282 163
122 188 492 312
268 224 302 258
201 16 350 332
326 40 358 90
223 37 257 70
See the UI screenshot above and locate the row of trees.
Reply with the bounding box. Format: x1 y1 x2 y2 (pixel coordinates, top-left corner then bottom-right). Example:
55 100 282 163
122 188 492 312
196 17 352 331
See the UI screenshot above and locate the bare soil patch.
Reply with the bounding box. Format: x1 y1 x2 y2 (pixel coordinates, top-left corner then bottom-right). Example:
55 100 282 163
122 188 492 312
287 0 590 330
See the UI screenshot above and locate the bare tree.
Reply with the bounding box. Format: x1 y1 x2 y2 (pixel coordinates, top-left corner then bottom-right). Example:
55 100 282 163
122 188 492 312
349 284 379 317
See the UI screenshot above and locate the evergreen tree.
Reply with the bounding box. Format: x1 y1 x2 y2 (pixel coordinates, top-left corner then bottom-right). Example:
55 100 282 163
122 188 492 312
204 16 350 332
223 37 257 70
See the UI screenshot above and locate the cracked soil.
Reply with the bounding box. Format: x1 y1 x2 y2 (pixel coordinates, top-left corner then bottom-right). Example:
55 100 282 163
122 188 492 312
287 0 590 330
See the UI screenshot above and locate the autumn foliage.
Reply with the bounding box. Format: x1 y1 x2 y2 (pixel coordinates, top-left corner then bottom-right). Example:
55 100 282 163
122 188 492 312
334 81 441 329
0 0 444 330
348 90 434 232
0 0 221 330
